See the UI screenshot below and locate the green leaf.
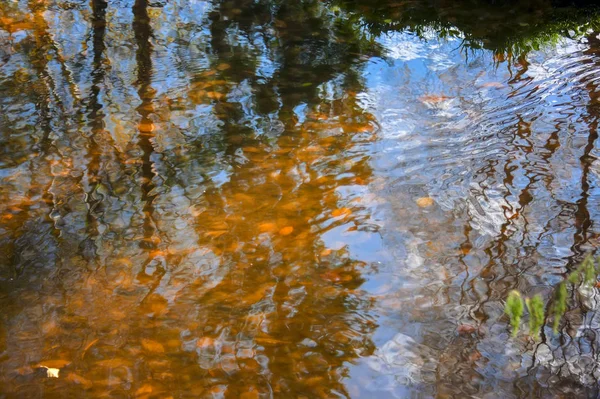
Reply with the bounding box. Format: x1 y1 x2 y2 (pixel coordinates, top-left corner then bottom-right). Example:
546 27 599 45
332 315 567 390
526 294 545 340
505 290 524 337
582 255 596 286
552 282 568 333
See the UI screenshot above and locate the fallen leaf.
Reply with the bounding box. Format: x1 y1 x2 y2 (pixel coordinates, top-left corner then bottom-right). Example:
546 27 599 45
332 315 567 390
38 366 60 378
331 208 352 217
65 373 93 389
81 338 99 359
141 339 165 353
416 197 434 207
206 91 225 100
205 230 228 238
481 82 504 89
255 336 289 345
419 95 451 103
96 358 132 368
136 384 154 396
258 222 278 233
457 324 477 335
320 248 332 256
138 123 154 133
469 350 482 362
279 226 294 236
216 63 231 71
321 270 343 282
197 337 214 348
304 145 323 153
35 359 71 369
240 390 260 399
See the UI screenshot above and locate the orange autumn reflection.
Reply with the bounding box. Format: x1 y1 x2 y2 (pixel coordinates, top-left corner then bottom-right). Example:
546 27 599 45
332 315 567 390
0 0 381 396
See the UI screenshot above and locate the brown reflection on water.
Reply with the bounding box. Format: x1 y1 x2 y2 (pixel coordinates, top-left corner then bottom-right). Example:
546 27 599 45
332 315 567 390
0 0 380 397
3 0 600 397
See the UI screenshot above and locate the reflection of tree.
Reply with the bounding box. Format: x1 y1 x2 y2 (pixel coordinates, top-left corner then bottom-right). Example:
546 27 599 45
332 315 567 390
160 2 381 395
335 0 600 58
430 30 600 397
2 0 599 396
0 0 380 396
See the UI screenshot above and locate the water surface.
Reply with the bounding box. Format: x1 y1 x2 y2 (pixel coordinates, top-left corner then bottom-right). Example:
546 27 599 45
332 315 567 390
1 0 600 397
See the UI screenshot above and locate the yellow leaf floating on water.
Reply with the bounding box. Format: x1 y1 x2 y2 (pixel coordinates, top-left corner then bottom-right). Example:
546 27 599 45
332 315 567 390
279 226 294 236
416 197 434 207
141 338 165 353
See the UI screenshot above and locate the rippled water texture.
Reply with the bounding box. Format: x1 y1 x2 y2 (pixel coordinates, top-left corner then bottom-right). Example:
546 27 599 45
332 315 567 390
2 0 600 397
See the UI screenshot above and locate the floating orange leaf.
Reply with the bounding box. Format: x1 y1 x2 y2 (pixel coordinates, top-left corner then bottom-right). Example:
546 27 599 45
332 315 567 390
81 338 99 359
258 222 278 233
205 230 228 238
138 122 154 133
206 91 225 100
141 339 165 353
65 373 93 389
320 248 332 257
331 208 352 217
255 336 289 345
35 359 71 369
136 384 154 395
279 226 294 236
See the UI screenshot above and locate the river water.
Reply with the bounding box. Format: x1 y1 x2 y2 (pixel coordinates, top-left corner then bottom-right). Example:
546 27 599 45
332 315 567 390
1 0 600 397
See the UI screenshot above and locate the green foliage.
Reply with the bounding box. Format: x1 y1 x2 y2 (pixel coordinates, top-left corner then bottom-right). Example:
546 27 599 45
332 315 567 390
506 255 599 338
333 0 600 59
526 295 545 340
552 282 568 333
582 256 596 286
505 291 524 337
